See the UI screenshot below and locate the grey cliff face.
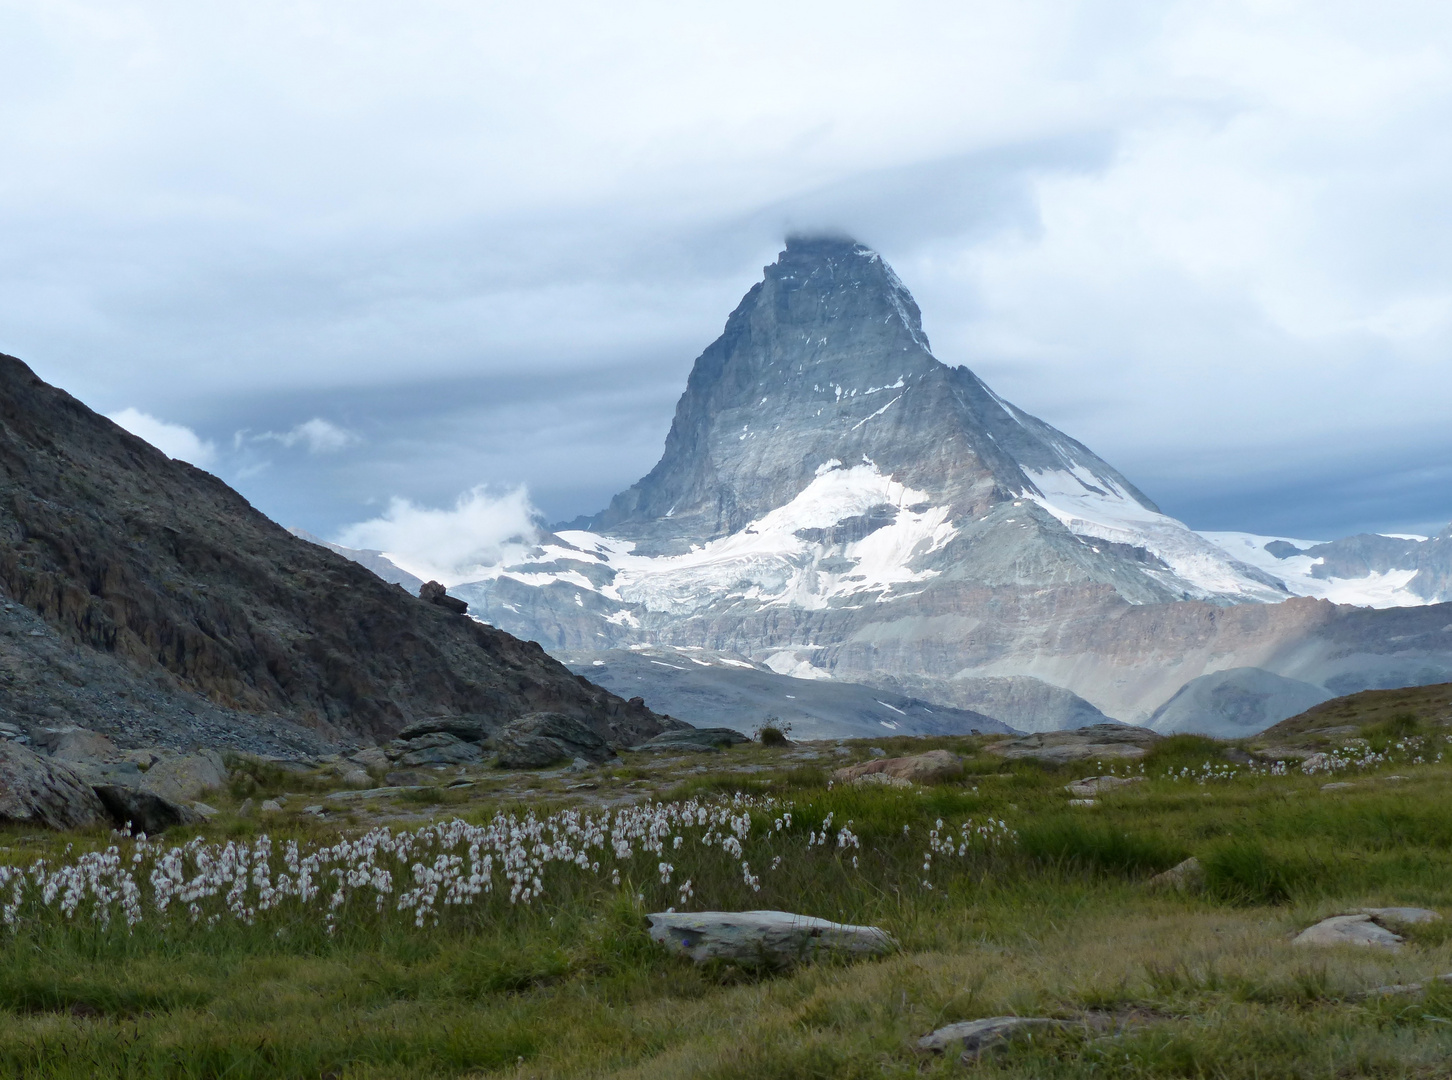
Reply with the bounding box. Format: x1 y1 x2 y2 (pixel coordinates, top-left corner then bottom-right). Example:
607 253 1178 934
588 236 1157 556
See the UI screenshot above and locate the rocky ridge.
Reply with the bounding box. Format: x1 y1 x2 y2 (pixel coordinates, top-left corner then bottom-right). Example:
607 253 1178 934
0 353 676 757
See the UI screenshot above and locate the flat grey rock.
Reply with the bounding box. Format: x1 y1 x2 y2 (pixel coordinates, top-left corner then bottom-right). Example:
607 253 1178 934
1065 775 1144 797
1355 906 1440 925
917 1017 1063 1054
1293 914 1404 950
647 910 895 966
325 785 428 801
990 725 1160 764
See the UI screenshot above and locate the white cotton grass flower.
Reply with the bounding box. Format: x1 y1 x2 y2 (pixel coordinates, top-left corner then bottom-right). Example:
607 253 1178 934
0 793 1015 934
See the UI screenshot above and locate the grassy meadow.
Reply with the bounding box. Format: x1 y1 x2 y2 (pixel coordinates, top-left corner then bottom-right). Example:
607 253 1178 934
1 685 1451 1078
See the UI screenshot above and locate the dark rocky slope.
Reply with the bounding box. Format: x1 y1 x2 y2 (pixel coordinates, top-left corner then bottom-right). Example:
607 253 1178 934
0 354 672 751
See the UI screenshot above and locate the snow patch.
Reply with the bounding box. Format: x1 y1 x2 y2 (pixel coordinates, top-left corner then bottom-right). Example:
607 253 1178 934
1021 467 1286 603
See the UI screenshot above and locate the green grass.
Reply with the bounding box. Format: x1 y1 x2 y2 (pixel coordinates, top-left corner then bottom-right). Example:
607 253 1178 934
1 724 1452 1077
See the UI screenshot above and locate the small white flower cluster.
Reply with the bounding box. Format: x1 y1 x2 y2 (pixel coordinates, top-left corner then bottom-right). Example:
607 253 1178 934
919 816 1015 889
1161 761 1242 784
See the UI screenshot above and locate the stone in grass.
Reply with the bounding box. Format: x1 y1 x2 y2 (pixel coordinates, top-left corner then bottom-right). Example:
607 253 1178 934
1145 857 1205 893
1065 775 1144 798
833 749 963 786
1354 907 1441 926
1293 914 1404 950
1365 973 1452 997
646 910 895 967
0 741 109 830
917 1017 1065 1056
1320 782 1357 792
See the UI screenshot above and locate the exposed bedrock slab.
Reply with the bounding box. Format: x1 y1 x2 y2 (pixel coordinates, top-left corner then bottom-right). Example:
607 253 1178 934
646 910 895 966
988 724 1161 764
833 749 963 785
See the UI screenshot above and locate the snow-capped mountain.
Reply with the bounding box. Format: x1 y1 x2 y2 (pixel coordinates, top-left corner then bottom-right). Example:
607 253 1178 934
384 236 1452 734
1203 527 1452 607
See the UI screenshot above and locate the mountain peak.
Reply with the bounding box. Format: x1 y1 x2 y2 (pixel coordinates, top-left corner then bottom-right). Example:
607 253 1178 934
588 239 1154 554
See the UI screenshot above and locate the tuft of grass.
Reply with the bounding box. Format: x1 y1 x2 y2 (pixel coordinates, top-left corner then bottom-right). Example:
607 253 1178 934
1201 839 1318 905
1017 817 1185 878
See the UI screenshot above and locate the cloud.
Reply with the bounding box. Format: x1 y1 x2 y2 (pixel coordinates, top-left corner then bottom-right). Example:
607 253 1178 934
335 486 539 586
253 418 357 453
107 408 217 468
8 2 1452 541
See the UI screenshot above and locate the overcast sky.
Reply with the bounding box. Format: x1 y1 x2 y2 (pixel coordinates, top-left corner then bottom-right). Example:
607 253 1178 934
3 0 1451 559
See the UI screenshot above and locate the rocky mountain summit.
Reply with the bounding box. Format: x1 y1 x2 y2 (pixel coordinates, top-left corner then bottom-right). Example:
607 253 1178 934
443 237 1452 736
0 352 676 760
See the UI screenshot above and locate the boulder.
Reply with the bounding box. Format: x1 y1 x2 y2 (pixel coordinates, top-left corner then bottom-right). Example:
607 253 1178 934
634 727 751 752
0 742 109 830
646 910 896 966
495 732 569 770
337 766 371 787
93 785 201 834
495 713 616 769
918 1017 1064 1056
833 749 962 786
418 580 468 615
1145 856 1204 893
1065 775 1145 798
1293 914 1404 950
349 747 390 770
396 716 490 743
140 752 226 802
987 724 1160 764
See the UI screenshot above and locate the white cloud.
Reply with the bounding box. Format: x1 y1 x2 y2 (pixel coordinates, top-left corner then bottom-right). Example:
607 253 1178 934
256 418 357 453
336 486 539 586
107 407 217 467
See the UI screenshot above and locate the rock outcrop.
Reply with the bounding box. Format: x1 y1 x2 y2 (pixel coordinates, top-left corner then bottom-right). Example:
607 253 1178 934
0 353 675 751
0 742 108 830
